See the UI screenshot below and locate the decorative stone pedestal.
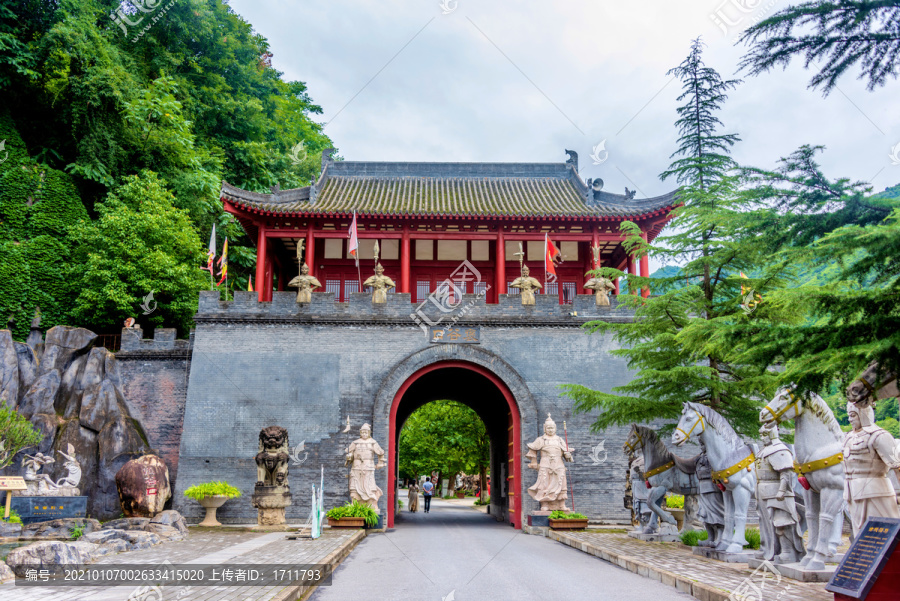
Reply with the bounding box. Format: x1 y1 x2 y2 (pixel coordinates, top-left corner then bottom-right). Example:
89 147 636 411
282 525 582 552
747 557 843 582
527 512 551 528
251 486 292 526
692 547 757 563
628 531 681 543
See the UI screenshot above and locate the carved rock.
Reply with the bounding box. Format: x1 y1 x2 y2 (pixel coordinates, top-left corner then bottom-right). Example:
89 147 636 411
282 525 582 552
50 420 96 497
19 370 60 418
80 379 119 433
27 412 59 455
5 540 101 576
96 414 151 518
115 455 171 517
20 518 101 539
0 329 19 409
14 341 37 404
150 510 188 535
39 326 96 378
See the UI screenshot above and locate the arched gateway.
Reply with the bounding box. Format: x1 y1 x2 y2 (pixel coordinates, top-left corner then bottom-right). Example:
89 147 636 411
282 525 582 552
154 153 677 527
373 346 536 528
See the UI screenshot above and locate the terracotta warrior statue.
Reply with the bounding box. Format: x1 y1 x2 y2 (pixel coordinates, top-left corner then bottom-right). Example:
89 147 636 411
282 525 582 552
695 440 725 548
363 263 395 304
288 263 322 303
756 422 805 564
510 265 542 306
843 401 900 537
346 424 386 513
584 275 616 306
526 414 574 511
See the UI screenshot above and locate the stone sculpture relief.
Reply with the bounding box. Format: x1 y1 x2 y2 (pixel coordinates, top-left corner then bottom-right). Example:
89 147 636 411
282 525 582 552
22 444 82 496
526 414 573 511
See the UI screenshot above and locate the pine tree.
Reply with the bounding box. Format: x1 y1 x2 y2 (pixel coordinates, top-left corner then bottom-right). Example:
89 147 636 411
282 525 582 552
739 1 900 95
563 39 786 436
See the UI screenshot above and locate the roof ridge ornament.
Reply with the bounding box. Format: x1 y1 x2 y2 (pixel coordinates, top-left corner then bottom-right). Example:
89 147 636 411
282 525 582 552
564 149 578 173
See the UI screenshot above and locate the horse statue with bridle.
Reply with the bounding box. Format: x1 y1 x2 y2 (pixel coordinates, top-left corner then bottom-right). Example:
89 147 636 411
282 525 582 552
761 388 844 570
624 424 700 535
846 361 898 407
672 403 757 553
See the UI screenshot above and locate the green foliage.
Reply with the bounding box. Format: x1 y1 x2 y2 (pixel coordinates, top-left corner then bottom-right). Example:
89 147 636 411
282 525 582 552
183 481 242 501
69 524 84 540
665 494 684 509
549 511 587 519
680 529 708 546
474 496 491 506
326 501 379 526
739 2 900 95
744 528 761 550
68 171 208 336
398 400 490 485
1 509 22 525
0 405 43 469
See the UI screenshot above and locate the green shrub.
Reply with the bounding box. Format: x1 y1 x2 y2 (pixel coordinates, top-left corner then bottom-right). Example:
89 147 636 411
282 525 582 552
1 509 23 525
474 496 491 506
326 500 379 526
744 528 761 550
183 481 242 501
549 511 587 520
680 529 708 546
69 525 84 540
665 494 684 509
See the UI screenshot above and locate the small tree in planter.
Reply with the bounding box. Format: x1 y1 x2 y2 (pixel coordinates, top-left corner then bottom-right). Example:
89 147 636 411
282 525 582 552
184 482 241 527
326 500 379 528
548 511 589 530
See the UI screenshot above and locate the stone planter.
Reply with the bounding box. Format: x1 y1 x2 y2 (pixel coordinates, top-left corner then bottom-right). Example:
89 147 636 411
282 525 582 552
548 518 589 530
667 508 685 531
455 491 465 499
327 517 365 528
197 496 229 527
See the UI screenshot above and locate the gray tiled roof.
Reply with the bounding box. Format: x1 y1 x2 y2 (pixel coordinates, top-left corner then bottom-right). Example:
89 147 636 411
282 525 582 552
221 161 676 219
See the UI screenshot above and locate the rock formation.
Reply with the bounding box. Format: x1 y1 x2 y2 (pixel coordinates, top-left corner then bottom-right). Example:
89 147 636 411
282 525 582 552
0 325 152 519
115 454 171 517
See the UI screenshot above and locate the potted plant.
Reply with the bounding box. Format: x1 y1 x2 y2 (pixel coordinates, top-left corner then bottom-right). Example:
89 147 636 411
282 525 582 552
455 489 466 499
183 481 242 527
326 500 379 528
665 494 685 531
548 511 589 530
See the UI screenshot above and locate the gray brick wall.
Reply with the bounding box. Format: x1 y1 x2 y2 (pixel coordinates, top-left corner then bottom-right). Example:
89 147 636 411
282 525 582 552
168 291 643 525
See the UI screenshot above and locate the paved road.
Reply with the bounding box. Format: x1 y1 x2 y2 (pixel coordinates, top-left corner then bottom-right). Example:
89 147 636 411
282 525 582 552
312 498 693 601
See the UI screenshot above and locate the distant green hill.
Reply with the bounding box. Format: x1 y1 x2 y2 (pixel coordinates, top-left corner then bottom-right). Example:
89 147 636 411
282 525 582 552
873 183 900 200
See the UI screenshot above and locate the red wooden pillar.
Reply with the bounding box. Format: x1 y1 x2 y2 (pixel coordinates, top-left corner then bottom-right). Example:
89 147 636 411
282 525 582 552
265 259 274 301
306 222 316 278
495 229 506 303
400 224 410 294
626 254 636 295
640 230 650 298
274 255 285 291
255 226 267 302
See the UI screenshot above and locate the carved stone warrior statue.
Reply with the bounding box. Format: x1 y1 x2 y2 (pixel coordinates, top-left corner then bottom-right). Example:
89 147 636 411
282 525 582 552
288 263 322 303
842 401 900 537
629 454 652 532
756 422 805 564
251 425 292 525
363 263 396 304
510 265 543 306
695 442 725 548
584 275 616 306
526 414 574 511
346 424 386 513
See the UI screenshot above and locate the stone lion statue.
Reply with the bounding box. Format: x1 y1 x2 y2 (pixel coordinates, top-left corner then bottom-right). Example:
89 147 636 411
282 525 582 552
254 426 290 490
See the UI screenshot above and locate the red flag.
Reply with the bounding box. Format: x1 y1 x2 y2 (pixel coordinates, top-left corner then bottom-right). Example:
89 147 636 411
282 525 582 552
348 211 359 266
216 238 228 285
545 233 560 282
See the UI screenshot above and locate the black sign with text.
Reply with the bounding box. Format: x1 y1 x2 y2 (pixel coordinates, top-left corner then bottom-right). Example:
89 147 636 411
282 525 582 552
826 517 900 599
11 496 88 524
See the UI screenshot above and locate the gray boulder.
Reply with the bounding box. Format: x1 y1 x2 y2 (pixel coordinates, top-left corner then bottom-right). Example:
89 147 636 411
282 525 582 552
99 539 132 554
101 517 151 531
21 518 101 539
122 530 162 550
146 523 185 542
116 454 171 517
0 330 19 409
14 341 37 404
39 326 96 378
150 510 188 535
19 369 60 418
0 520 22 537
0 559 15 583
82 529 130 545
4 540 100 576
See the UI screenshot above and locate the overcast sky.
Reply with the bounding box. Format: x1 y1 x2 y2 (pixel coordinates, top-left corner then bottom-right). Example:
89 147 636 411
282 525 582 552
230 0 898 208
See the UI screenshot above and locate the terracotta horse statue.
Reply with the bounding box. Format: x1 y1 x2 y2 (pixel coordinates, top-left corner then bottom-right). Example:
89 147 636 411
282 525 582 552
673 403 757 553
761 388 844 570
624 424 700 535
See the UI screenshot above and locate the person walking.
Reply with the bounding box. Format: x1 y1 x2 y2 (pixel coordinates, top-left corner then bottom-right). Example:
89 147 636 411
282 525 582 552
422 476 434 513
408 481 419 513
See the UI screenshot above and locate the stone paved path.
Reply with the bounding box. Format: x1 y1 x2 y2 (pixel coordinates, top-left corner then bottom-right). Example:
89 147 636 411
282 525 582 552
2 529 361 601
552 530 833 601
310 498 693 601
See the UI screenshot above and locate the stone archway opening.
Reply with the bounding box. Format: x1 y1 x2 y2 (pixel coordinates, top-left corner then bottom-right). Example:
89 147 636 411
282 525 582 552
387 360 522 529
